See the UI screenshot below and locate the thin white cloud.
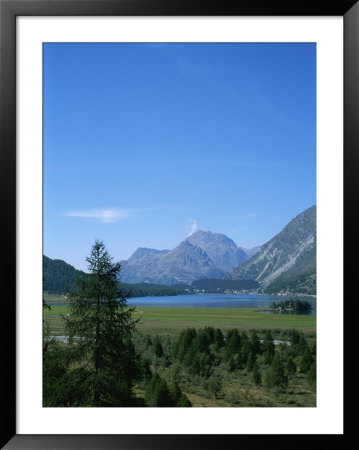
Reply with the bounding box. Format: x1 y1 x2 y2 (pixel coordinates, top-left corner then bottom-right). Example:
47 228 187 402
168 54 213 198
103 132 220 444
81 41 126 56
62 209 132 224
186 218 198 237
61 204 181 224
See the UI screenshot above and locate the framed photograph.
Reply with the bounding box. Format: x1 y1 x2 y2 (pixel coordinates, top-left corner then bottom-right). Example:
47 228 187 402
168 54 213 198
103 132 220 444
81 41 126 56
1 0 356 448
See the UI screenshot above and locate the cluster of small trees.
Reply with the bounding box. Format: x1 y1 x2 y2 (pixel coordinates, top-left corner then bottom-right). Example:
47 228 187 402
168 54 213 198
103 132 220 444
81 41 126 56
172 327 224 377
145 374 192 407
270 299 312 313
169 325 316 392
264 329 316 389
172 327 271 379
136 325 316 401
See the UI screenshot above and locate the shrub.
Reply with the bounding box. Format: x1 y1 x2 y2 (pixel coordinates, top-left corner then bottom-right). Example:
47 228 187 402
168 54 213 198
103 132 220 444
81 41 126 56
252 363 261 385
265 354 288 390
300 348 314 373
208 376 223 398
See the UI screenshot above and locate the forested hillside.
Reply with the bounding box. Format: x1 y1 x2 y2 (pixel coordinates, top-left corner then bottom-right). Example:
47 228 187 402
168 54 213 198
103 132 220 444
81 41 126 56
43 255 188 297
43 255 86 294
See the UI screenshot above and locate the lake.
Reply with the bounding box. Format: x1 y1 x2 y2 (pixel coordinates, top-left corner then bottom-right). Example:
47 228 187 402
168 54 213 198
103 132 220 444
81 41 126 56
126 293 316 316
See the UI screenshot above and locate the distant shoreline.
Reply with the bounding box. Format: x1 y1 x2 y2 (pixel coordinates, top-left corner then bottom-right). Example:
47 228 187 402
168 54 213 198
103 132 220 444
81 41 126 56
43 291 316 306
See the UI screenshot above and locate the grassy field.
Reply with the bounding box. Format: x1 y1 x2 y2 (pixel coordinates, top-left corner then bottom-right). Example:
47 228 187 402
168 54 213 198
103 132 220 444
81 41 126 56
179 375 314 407
133 380 315 407
43 305 315 336
186 378 315 407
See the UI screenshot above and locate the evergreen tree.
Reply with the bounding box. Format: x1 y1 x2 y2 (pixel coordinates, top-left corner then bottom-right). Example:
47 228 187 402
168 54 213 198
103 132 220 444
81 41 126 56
213 328 224 351
246 350 256 371
193 329 211 354
153 335 164 358
64 240 140 406
252 363 261 385
145 373 173 407
265 354 288 390
300 347 314 373
190 352 212 378
224 329 241 362
169 382 192 407
240 340 252 367
262 331 275 364
285 356 297 377
173 328 196 361
293 334 307 356
177 394 192 407
183 345 197 367
250 331 262 356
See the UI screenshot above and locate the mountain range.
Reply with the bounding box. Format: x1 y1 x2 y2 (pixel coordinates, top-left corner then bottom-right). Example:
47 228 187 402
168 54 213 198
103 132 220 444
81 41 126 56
121 205 316 294
119 231 258 285
44 205 316 295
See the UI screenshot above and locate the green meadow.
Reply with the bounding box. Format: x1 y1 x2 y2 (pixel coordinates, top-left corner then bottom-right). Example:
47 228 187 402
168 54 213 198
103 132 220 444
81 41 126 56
43 305 315 336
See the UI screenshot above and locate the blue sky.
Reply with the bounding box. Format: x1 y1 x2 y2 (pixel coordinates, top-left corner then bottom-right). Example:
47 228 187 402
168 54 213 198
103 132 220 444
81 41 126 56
43 43 316 271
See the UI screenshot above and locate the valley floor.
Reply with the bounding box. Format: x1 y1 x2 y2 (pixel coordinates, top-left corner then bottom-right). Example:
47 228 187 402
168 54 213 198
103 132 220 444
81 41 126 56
44 305 316 336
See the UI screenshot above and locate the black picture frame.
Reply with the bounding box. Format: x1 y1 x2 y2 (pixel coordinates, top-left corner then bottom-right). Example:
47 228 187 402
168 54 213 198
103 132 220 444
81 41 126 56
1 0 356 448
